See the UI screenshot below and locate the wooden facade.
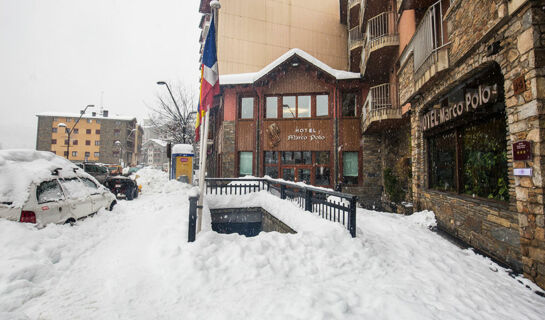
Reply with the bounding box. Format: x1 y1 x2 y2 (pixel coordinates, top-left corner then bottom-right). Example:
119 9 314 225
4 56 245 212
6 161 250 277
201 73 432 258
211 52 365 190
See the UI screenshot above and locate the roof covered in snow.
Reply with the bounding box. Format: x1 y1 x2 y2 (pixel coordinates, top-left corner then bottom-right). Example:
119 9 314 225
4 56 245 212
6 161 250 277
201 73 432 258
0 149 98 207
144 139 168 147
219 48 361 85
36 111 136 121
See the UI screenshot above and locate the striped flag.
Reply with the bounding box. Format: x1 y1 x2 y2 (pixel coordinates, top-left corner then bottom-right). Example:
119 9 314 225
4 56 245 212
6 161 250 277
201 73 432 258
195 15 219 142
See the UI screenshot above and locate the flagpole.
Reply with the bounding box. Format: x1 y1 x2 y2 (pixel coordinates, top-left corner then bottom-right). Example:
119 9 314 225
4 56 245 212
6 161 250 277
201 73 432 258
197 111 206 232
196 0 221 235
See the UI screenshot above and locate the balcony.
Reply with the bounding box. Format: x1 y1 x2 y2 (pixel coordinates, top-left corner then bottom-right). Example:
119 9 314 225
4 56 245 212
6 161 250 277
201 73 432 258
412 0 449 91
361 83 402 133
349 26 364 50
360 11 399 79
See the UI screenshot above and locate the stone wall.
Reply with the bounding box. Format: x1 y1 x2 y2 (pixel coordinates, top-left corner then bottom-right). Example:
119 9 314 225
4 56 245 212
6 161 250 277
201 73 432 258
36 116 53 152
357 134 383 209
404 1 545 288
381 123 412 209
221 121 236 177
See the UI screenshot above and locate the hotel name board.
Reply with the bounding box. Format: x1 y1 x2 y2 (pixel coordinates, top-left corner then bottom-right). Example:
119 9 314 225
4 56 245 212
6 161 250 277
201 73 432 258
421 84 497 131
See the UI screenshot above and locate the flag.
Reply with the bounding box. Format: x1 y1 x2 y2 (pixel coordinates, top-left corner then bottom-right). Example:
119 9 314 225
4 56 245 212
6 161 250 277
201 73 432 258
196 15 219 142
200 15 220 112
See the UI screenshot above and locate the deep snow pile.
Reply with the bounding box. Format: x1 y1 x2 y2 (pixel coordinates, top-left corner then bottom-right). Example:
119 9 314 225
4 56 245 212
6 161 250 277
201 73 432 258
0 168 544 319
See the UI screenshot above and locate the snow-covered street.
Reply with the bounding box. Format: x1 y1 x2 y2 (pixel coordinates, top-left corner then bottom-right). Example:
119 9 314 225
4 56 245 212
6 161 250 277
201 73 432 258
1 168 544 320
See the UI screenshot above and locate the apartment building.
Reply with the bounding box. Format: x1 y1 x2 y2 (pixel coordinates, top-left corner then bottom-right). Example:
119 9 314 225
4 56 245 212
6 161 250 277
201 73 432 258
141 139 169 168
395 0 545 289
36 109 142 166
340 0 411 209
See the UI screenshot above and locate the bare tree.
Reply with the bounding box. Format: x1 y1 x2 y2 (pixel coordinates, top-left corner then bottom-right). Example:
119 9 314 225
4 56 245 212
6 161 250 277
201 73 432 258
148 83 197 145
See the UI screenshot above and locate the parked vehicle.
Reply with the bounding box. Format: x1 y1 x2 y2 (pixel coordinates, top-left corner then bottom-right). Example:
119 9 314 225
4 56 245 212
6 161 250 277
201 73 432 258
104 176 139 200
75 162 109 184
105 164 122 175
0 150 117 227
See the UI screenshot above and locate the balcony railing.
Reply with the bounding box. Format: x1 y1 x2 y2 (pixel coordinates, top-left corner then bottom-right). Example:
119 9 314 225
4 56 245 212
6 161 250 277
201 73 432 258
362 83 400 132
348 0 360 8
349 26 364 49
361 11 399 76
413 0 446 73
359 0 366 27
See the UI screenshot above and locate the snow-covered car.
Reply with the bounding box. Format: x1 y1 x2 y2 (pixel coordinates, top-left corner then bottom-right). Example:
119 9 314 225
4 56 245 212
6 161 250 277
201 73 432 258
104 176 139 200
0 150 117 227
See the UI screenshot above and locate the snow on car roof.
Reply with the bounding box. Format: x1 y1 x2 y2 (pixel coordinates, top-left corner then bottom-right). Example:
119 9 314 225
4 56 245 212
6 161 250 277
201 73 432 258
0 149 95 207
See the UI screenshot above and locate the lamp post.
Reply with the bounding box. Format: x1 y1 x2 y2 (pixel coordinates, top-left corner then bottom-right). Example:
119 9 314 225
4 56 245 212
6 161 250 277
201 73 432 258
58 104 94 160
156 81 180 110
114 140 124 167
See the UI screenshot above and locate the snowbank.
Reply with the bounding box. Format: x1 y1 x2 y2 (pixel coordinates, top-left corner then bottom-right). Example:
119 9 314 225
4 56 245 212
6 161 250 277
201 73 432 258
0 149 85 207
1 168 544 319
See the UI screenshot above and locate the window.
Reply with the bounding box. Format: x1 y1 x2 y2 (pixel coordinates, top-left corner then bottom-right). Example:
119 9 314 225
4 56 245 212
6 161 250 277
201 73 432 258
343 152 358 184
282 96 296 118
96 129 100 134
64 139 69 145
96 120 100 124
85 152 90 158
113 151 119 156
115 121 121 125
72 151 77 157
80 177 99 195
73 128 79 134
342 92 358 117
95 141 100 146
94 152 100 157
428 115 509 201
60 178 88 199
282 151 311 165
85 140 91 146
72 140 78 145
316 95 328 117
51 139 57 144
297 96 311 118
36 180 65 203
264 151 279 178
266 96 278 118
240 97 254 119
52 127 58 133
315 151 330 185
239 152 253 176
53 117 59 122
87 119 92 123
66 118 72 122
86 129 91 134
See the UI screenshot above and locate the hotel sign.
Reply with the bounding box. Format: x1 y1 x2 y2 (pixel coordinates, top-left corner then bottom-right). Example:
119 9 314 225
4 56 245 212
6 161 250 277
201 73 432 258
287 127 326 142
421 84 498 131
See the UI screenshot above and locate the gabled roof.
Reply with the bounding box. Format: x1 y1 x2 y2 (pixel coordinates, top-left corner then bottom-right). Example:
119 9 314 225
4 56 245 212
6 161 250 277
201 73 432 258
219 48 361 86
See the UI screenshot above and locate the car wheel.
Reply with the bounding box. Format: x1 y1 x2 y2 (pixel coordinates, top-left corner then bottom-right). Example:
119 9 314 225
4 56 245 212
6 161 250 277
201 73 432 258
133 188 138 199
109 200 117 211
65 218 76 226
126 189 134 201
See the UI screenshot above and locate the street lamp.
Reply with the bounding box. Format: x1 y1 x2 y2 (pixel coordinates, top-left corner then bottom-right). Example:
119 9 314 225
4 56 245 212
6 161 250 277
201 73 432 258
114 140 124 167
156 81 180 110
58 104 94 160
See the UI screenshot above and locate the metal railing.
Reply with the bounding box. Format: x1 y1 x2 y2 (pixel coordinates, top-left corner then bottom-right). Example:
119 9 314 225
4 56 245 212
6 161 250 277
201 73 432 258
365 11 396 50
348 0 360 8
191 178 357 238
362 83 400 129
413 0 445 72
349 26 364 47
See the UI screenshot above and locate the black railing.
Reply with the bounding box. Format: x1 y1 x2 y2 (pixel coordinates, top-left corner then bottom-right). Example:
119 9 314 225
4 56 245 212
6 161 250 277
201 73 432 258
202 178 357 237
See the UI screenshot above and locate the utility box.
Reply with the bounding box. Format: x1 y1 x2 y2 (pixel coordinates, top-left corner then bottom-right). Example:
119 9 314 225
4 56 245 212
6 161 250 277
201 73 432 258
170 144 194 183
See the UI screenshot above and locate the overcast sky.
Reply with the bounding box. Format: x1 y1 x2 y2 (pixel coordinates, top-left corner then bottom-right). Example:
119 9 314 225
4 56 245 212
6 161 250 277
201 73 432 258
0 0 201 149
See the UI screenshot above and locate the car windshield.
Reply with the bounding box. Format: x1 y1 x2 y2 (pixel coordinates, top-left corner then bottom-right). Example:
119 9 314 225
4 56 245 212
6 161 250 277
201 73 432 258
36 180 65 204
59 178 90 200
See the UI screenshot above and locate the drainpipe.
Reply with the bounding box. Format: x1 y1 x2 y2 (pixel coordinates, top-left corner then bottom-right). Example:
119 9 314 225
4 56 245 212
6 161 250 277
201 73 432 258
253 87 261 176
334 81 339 189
